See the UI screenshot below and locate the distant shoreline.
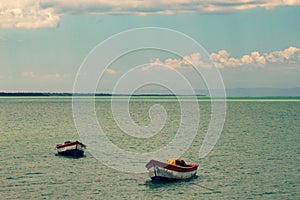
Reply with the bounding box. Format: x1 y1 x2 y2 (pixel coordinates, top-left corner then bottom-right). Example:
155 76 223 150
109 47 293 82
0 92 108 97
0 92 299 99
1 87 300 97
0 92 205 97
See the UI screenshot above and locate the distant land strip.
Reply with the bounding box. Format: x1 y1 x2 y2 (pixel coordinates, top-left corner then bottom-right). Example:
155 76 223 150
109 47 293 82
0 92 205 97
0 92 108 96
1 88 299 97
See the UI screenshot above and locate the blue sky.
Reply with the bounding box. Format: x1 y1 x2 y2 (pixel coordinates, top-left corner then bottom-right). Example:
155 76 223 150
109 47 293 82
0 1 300 92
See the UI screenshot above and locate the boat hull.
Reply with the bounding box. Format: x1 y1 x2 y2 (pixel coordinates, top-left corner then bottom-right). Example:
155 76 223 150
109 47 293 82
57 149 84 156
146 160 198 181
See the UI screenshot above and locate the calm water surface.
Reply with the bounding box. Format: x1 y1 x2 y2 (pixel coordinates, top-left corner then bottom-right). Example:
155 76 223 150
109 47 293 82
0 97 299 199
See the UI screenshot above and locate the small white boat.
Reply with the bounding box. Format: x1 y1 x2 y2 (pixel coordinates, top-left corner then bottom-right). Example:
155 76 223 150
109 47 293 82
145 159 198 181
55 141 86 156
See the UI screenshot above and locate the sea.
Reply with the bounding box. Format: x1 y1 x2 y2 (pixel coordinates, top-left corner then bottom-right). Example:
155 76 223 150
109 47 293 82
0 97 299 199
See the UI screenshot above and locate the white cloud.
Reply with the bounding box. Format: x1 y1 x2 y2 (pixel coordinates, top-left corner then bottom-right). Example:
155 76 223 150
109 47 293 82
211 46 300 68
143 52 212 72
0 0 59 28
282 0 299 5
21 71 70 80
241 55 254 65
141 58 179 72
1 0 300 28
105 68 120 74
144 46 300 71
41 0 300 14
22 71 35 78
42 73 62 80
267 46 300 63
143 52 214 71
251 51 266 65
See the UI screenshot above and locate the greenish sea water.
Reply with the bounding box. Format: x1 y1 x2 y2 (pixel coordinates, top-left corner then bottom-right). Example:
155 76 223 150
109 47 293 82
0 97 299 199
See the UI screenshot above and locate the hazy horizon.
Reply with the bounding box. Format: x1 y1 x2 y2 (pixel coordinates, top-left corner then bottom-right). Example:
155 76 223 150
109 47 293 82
1 87 299 97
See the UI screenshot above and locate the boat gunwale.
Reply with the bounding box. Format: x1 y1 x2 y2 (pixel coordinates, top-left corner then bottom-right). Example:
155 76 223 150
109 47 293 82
56 141 86 149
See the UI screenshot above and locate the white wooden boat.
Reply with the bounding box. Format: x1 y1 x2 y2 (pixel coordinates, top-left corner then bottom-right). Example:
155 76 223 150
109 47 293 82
145 159 198 181
55 141 86 156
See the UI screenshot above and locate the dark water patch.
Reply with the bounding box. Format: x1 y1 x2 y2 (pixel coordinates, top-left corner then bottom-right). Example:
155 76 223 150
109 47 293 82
254 191 290 196
41 193 53 197
47 181 65 185
24 172 44 175
266 157 283 161
120 177 138 182
5 175 28 180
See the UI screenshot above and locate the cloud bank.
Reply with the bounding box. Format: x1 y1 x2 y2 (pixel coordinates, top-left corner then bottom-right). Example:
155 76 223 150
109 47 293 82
146 46 300 70
211 46 300 68
1 0 300 28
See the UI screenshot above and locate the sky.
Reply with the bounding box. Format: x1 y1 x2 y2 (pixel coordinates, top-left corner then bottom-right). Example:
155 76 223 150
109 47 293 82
0 0 300 92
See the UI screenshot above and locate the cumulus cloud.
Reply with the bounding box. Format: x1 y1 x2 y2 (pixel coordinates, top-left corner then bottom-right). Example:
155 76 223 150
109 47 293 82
105 68 120 74
0 0 60 28
145 46 300 70
142 53 210 72
141 58 178 72
1 0 300 28
211 46 300 68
